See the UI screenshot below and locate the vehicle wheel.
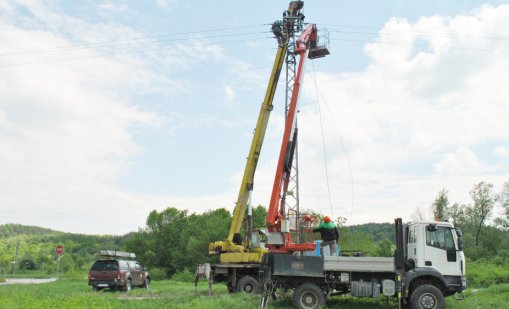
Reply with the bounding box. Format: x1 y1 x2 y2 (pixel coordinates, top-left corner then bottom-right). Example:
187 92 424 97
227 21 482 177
236 276 259 294
123 279 132 292
143 278 150 289
292 283 326 309
410 284 445 309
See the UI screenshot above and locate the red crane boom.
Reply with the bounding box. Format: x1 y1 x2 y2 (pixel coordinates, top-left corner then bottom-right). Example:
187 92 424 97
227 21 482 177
266 24 329 253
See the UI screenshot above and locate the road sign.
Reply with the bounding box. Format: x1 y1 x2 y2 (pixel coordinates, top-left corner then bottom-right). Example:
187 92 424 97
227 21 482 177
55 245 64 255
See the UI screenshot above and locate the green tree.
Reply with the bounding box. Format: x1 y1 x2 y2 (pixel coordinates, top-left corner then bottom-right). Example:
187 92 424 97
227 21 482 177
339 230 376 256
469 182 496 246
126 207 232 277
177 208 231 271
252 205 268 229
145 207 189 276
495 180 509 230
19 254 37 270
446 202 468 229
431 189 449 221
58 254 76 273
375 238 394 257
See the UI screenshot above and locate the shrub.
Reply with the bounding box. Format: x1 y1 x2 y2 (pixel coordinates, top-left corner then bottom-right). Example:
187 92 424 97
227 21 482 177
172 268 194 282
467 260 509 287
61 270 83 280
148 267 167 281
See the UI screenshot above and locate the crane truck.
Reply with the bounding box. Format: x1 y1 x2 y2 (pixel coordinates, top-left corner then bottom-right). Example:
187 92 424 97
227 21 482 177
195 0 329 293
259 219 467 309
198 2 466 308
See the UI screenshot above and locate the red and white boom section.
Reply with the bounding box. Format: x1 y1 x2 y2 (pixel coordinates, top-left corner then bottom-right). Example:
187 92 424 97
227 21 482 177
266 24 329 253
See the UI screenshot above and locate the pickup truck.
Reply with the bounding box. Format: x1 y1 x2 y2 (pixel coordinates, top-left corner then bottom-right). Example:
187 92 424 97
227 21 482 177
88 250 150 291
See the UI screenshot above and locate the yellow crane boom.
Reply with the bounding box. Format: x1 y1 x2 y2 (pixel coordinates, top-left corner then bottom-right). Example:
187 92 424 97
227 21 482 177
209 42 287 262
208 1 305 263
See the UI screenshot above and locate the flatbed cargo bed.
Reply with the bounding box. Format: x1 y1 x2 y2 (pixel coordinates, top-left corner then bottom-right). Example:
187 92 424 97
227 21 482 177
324 256 395 272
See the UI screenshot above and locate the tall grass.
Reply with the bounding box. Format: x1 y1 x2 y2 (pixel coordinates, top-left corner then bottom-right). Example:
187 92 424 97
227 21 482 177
2 261 509 309
466 260 509 287
1 279 507 309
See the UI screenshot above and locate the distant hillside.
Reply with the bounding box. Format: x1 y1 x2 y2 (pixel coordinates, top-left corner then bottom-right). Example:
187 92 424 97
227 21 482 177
0 223 65 237
346 222 395 242
0 223 133 274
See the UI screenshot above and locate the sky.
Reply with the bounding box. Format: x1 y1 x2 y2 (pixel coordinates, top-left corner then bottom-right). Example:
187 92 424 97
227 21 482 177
1 0 508 235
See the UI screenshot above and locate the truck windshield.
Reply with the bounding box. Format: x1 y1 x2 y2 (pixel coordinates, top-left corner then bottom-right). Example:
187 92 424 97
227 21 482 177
91 260 119 271
426 226 455 251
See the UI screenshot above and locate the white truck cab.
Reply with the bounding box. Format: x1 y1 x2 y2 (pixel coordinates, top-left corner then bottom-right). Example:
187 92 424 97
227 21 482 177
408 222 466 275
406 221 467 295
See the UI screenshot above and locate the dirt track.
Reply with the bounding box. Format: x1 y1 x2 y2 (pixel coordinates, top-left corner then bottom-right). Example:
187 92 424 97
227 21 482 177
0 278 57 285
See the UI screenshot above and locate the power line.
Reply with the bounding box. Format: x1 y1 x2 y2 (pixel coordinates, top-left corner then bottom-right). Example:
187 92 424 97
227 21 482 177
321 23 509 41
328 29 509 42
311 61 334 219
0 36 271 69
0 24 268 57
310 61 355 224
329 37 509 54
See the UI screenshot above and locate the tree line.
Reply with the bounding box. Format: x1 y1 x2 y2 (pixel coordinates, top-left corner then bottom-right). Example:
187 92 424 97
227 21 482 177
0 225 128 276
429 180 509 261
1 179 507 279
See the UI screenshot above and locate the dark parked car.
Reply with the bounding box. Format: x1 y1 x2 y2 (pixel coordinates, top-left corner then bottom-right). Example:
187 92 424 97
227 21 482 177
88 251 150 291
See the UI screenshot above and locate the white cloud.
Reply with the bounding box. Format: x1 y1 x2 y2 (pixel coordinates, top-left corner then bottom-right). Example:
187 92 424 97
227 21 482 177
434 148 481 175
2 1 509 234
288 4 509 224
0 1 174 234
494 145 509 158
224 85 236 103
155 0 177 9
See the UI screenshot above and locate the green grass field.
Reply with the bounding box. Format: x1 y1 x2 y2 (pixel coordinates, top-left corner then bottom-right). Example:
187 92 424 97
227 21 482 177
1 279 509 309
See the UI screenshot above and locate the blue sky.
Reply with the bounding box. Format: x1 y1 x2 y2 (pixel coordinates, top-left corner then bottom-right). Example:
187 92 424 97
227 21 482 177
1 0 508 234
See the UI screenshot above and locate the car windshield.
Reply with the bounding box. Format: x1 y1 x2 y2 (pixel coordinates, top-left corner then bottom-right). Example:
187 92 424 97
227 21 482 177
91 260 119 271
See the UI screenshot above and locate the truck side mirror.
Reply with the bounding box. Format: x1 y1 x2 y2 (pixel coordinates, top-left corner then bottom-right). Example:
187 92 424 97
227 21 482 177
426 224 438 232
455 229 464 250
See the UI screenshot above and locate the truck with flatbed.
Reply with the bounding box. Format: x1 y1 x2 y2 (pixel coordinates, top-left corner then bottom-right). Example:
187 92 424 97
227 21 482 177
259 218 467 309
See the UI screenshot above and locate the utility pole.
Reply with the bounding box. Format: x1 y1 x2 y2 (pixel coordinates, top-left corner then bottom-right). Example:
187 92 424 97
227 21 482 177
56 255 61 278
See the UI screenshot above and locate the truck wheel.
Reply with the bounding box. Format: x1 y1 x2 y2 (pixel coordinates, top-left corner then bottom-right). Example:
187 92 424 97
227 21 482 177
236 276 259 294
123 279 132 292
410 284 445 309
292 283 326 309
143 278 150 289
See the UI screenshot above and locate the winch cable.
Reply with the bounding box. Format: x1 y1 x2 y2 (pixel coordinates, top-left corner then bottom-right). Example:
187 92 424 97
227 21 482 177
311 61 334 219
311 61 355 225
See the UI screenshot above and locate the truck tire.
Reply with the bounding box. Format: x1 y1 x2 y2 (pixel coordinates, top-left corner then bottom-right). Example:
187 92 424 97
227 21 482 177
236 276 259 294
410 284 445 309
292 283 326 309
143 278 150 289
123 278 132 292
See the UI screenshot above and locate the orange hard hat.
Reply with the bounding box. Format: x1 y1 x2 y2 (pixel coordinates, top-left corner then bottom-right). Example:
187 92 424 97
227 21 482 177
324 216 331 223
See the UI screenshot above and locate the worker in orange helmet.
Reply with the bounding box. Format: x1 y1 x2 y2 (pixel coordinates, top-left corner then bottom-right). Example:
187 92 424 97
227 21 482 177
313 216 339 256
